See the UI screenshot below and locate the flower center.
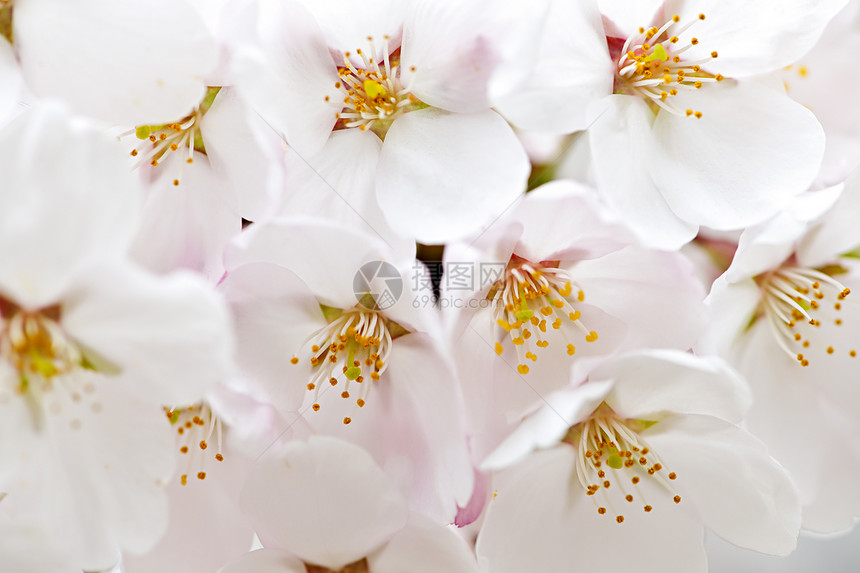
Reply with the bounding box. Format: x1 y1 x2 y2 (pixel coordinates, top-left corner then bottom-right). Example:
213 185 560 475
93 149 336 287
329 35 422 139
614 14 723 118
0 297 108 429
757 264 854 366
305 558 370 573
563 403 680 523
164 402 225 486
293 308 404 425
126 86 221 186
487 257 598 375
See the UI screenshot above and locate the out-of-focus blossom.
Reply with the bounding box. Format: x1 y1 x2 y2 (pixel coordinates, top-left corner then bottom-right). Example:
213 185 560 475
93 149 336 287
0 104 234 571
476 350 800 573
219 436 479 573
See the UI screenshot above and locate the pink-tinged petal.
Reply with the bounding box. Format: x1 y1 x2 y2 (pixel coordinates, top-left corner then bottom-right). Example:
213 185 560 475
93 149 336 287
61 263 234 406
369 513 479 573
507 181 632 263
492 0 614 133
477 446 708 573
278 128 413 254
376 108 529 244
383 333 474 512
588 95 699 249
569 246 708 352
224 217 410 310
233 0 339 156
594 350 750 423
481 381 613 472
129 154 242 281
598 0 663 36
400 0 500 113
0 103 142 309
240 437 409 569
218 262 324 413
644 413 801 556
15 0 216 125
649 80 824 231
123 445 256 573
663 0 847 78
199 88 285 222
218 548 306 573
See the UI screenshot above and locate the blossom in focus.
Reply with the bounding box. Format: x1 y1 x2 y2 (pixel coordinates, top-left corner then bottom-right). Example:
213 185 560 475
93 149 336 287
476 350 801 573
494 0 842 248
219 217 473 520
443 181 708 460
701 174 860 532
233 0 531 243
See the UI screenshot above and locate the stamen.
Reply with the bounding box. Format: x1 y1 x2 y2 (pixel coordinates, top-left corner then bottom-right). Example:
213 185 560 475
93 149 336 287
488 256 599 374
614 14 722 118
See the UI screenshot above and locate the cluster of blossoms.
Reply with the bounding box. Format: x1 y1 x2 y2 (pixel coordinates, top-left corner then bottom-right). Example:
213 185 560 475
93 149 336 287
2 0 860 571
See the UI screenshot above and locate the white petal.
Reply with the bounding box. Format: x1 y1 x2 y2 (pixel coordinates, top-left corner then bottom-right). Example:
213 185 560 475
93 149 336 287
0 38 22 124
799 172 860 266
199 88 285 222
218 262 324 413
224 217 408 310
570 245 708 352
0 103 141 308
233 0 340 156
505 180 633 263
697 277 762 358
594 350 751 423
278 128 413 254
663 0 848 77
649 80 824 231
369 513 478 573
218 548 306 573
481 381 613 471
15 0 216 125
376 108 529 244
128 153 241 281
296 0 407 54
492 0 614 133
62 263 234 406
588 95 699 249
644 413 801 556
477 446 709 573
240 436 409 569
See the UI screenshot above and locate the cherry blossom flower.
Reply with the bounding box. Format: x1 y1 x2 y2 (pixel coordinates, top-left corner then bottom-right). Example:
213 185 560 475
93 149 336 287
443 181 708 460
219 217 473 520
232 0 530 243
219 436 479 573
125 86 284 280
476 350 801 573
700 174 860 533
494 0 842 248
0 103 235 571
